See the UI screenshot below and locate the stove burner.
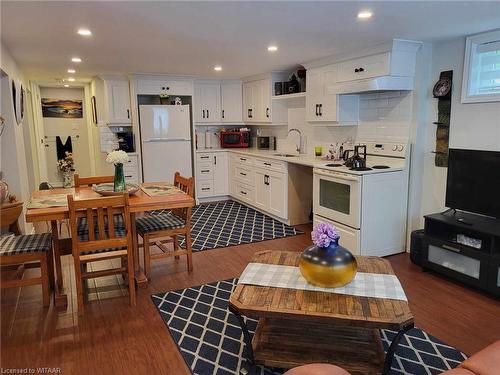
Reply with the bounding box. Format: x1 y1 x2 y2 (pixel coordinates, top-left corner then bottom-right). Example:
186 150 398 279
372 165 390 169
325 163 343 167
350 167 372 171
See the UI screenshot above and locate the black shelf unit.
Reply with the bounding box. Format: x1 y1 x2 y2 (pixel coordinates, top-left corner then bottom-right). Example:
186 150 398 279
422 211 500 296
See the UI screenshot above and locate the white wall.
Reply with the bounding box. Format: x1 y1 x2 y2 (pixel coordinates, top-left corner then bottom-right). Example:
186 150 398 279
0 43 33 233
420 37 500 218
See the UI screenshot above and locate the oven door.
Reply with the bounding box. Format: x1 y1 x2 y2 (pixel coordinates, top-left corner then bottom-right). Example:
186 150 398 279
313 169 362 229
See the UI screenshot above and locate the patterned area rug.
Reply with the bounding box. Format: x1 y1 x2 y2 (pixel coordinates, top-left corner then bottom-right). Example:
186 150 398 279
152 200 302 252
152 279 467 375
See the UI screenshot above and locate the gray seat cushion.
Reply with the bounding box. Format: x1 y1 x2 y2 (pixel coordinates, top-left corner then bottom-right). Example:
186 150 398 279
135 212 185 234
76 215 127 255
0 233 52 256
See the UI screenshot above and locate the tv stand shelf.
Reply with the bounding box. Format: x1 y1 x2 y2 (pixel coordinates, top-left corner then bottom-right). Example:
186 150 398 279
422 211 500 295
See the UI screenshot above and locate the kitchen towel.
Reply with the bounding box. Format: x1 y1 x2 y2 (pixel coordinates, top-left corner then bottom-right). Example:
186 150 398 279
56 136 73 160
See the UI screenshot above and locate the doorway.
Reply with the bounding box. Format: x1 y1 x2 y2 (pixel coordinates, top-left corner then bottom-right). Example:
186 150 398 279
39 87 92 185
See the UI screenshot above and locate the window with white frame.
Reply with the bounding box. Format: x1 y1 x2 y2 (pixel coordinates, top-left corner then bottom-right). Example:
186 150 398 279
461 29 500 103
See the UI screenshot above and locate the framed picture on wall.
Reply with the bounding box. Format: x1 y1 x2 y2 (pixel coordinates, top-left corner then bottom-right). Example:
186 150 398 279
41 98 83 118
91 95 98 125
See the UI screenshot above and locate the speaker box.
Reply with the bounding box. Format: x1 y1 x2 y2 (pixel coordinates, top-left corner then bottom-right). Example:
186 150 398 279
410 229 425 266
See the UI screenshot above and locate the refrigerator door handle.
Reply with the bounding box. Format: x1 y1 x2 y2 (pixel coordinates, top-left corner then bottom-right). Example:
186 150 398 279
143 138 190 143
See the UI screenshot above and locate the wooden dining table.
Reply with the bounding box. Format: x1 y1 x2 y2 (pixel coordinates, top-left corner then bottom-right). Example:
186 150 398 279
25 184 195 308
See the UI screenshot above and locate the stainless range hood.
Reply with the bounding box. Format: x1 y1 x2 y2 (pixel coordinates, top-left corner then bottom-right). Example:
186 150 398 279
328 76 414 94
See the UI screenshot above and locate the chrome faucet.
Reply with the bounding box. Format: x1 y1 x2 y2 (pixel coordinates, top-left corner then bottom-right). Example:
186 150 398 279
288 128 304 154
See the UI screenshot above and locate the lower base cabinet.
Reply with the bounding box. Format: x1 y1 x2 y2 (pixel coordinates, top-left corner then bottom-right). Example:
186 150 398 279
196 152 229 198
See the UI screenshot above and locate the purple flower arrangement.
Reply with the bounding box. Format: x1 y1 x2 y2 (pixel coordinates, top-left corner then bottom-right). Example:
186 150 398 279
311 222 340 248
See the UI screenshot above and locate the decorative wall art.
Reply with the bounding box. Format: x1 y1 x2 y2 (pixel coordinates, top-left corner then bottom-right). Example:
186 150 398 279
432 70 453 167
41 98 83 118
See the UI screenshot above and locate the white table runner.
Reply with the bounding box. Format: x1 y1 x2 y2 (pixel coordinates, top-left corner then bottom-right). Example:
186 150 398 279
238 263 407 301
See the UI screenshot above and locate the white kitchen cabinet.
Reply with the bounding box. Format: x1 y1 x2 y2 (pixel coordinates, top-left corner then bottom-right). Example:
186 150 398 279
196 151 229 198
254 170 268 211
123 154 140 184
242 73 288 125
337 52 391 82
221 82 243 123
254 169 287 219
194 82 221 123
105 79 132 125
306 65 359 125
136 77 193 96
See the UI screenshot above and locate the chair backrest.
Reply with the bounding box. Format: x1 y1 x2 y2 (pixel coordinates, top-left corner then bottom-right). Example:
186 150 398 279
0 202 23 235
74 174 114 187
67 194 132 255
172 172 194 224
174 172 194 198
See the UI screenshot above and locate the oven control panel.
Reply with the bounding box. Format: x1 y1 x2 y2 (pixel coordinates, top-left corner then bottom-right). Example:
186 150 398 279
362 141 408 158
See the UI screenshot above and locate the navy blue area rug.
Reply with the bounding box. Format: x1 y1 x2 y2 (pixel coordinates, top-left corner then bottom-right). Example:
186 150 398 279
160 200 302 252
152 279 467 375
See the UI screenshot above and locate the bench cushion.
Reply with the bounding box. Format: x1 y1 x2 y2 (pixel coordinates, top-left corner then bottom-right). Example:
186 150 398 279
0 233 52 256
135 212 185 234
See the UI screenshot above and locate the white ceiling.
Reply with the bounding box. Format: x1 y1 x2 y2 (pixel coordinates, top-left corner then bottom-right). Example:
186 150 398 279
2 1 500 82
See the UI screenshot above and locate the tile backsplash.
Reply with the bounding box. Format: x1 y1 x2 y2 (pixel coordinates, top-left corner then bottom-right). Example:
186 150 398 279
256 90 413 155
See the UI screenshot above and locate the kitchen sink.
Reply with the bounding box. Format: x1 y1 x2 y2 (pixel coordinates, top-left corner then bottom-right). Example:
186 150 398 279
274 153 298 157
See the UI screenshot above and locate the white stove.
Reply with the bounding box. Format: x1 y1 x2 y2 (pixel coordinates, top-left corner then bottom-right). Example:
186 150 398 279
313 140 410 257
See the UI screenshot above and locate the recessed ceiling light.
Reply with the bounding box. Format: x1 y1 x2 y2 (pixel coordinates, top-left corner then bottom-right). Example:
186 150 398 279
67 77 75 82
77 29 92 36
64 84 70 88
67 69 76 74
71 57 82 63
267 45 278 52
357 11 372 19
214 66 222 71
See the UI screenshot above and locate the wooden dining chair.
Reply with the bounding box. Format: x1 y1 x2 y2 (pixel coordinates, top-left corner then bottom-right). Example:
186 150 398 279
74 174 114 187
67 194 136 314
0 202 54 307
135 172 194 279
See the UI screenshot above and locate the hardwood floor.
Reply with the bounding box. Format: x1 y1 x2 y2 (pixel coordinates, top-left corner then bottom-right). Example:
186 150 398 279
1 224 499 374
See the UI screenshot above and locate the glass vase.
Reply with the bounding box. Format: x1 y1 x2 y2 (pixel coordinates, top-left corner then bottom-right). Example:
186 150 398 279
299 238 357 288
62 172 73 188
114 163 126 192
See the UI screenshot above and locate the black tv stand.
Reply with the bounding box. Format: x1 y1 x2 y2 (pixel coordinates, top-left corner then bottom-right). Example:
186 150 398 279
421 211 500 296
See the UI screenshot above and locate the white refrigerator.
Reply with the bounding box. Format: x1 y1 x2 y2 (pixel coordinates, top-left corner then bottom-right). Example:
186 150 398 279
139 105 192 182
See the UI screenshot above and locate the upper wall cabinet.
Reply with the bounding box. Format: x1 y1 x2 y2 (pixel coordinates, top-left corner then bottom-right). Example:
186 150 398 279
306 65 359 125
221 82 243 123
195 82 221 123
135 76 193 96
103 78 132 125
242 73 288 125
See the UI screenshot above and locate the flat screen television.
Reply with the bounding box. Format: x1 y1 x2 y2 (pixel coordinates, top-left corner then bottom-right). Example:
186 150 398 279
446 149 500 218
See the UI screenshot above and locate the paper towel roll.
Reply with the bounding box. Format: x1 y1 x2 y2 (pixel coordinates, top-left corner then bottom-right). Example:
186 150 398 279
205 130 212 148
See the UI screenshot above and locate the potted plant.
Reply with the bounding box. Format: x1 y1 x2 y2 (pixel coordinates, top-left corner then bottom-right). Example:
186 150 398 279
106 150 129 192
57 152 75 188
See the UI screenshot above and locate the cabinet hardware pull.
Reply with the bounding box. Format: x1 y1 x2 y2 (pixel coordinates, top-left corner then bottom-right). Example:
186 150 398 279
222 110 225 119
127 109 130 119
266 108 270 118
315 104 319 116
166 86 170 90
202 109 205 118
207 109 209 118
240 191 247 195
359 67 364 72
319 104 323 116
442 244 461 253
201 170 210 173
264 162 271 166
264 175 270 185
354 68 359 73
125 175 132 178
202 188 210 191
201 156 209 159
240 158 246 161
214 156 217 165
240 172 246 176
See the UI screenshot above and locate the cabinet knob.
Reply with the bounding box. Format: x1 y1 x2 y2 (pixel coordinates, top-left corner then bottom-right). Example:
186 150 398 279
354 68 359 73
359 67 364 72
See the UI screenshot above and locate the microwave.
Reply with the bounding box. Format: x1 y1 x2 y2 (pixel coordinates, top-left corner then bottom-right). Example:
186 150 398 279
220 131 250 148
257 136 276 150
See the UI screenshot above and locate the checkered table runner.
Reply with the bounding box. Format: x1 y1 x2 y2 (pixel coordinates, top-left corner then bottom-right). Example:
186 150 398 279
238 263 407 301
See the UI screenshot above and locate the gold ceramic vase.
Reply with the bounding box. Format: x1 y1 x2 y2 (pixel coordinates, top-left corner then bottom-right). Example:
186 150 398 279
299 238 357 288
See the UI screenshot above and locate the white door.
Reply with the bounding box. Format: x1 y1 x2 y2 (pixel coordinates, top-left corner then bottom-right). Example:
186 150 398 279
251 81 263 122
313 169 362 229
242 82 253 121
254 169 268 210
213 152 229 195
107 80 131 124
221 82 243 123
306 69 323 122
195 83 221 123
260 79 271 122
268 172 286 218
320 68 339 122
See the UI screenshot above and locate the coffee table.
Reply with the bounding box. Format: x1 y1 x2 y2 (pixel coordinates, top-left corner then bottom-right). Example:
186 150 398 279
229 251 414 375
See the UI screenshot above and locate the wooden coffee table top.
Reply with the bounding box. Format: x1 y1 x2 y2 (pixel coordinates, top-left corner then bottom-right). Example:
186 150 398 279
229 250 413 330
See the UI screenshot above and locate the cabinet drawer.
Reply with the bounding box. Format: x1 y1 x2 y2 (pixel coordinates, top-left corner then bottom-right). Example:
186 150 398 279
231 154 254 166
125 155 138 166
233 165 253 186
234 182 254 203
196 164 213 180
337 52 391 82
255 158 286 172
197 180 214 197
197 153 214 163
